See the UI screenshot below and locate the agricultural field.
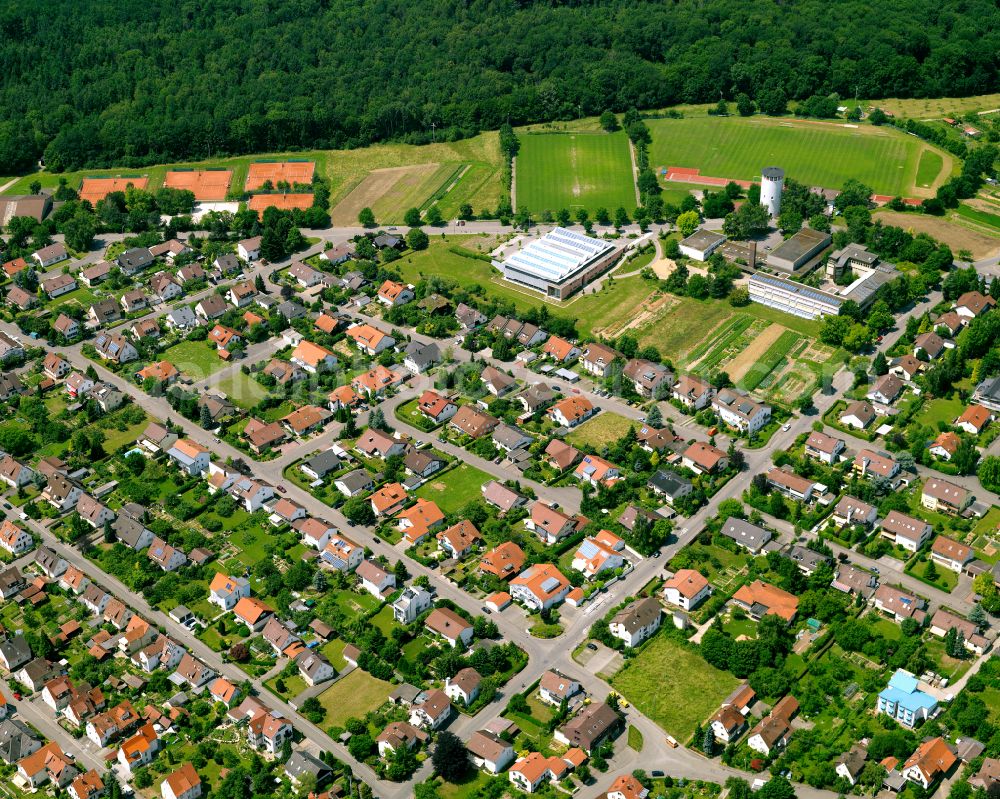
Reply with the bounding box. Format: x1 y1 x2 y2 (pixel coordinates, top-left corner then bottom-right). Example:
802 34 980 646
5 133 503 222
566 412 637 449
875 210 1000 259
648 116 945 197
652 302 834 405
327 134 502 224
612 634 738 740
867 92 1000 119
516 131 637 213
956 203 1000 233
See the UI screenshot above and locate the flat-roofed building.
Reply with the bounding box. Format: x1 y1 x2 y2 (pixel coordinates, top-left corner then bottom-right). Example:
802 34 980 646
679 229 726 261
749 273 842 319
766 228 831 273
496 228 619 300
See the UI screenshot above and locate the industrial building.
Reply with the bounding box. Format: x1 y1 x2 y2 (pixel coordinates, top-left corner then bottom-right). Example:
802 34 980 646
678 229 726 261
766 228 832 273
494 228 620 300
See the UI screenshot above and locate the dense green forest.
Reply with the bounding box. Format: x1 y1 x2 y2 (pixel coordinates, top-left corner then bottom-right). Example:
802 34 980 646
0 0 997 174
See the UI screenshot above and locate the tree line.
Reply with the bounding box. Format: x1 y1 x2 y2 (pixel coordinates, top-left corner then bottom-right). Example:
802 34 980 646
0 0 998 173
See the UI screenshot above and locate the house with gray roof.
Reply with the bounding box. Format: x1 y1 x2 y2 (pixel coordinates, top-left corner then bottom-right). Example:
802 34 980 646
720 517 772 553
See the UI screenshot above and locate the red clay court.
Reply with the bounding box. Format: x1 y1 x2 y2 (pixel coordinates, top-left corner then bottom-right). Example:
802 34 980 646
79 177 149 205
164 169 233 201
246 161 315 191
248 193 314 217
662 166 755 190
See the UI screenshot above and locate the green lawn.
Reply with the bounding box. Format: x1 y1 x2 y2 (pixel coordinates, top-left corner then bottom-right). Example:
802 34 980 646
907 559 958 592
517 131 636 213
316 669 393 727
331 589 381 619
433 773 493 799
627 725 644 751
972 507 1000 563
868 616 903 641
914 395 965 428
647 116 928 196
229 523 273 567
566 411 637 449
394 396 438 431
320 639 349 671
266 673 307 701
415 463 493 514
612 635 738 740
916 150 944 189
161 339 229 380
370 604 398 635
983 686 1000 724
956 203 1000 232
216 371 272 409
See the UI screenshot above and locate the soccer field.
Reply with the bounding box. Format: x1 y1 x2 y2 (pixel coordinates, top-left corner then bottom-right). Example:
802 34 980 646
516 132 636 213
648 116 938 196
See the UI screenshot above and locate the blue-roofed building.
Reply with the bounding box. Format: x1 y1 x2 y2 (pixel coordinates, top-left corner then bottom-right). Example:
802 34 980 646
878 669 938 728
496 228 621 300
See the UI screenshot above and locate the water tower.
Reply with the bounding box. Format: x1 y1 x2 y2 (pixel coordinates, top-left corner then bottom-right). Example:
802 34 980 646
760 166 785 217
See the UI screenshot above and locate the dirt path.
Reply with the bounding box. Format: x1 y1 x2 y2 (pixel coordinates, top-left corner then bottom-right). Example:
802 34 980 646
726 323 785 382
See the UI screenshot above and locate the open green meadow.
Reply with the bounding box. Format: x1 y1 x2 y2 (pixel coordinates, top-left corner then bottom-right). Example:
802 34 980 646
648 116 940 196
160 340 229 380
612 635 738 740
516 131 636 213
415 463 493 514
566 412 637 449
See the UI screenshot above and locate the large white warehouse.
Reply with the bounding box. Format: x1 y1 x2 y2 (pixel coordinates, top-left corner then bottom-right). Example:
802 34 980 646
495 227 619 300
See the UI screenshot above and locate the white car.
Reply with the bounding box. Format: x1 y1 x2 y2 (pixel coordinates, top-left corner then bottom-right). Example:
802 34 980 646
782 424 791 432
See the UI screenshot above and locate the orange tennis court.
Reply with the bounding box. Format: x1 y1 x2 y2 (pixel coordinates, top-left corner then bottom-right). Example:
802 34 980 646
248 193 314 217
164 169 233 201
246 161 315 191
79 177 149 205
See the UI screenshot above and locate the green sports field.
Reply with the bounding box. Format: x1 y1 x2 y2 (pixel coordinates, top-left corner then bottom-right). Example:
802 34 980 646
648 116 940 196
516 131 636 213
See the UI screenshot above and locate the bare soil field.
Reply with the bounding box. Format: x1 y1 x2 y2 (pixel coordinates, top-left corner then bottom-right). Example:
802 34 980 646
726 323 786 382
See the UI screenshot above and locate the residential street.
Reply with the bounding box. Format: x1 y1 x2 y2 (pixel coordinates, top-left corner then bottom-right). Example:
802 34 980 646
0 232 994 798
